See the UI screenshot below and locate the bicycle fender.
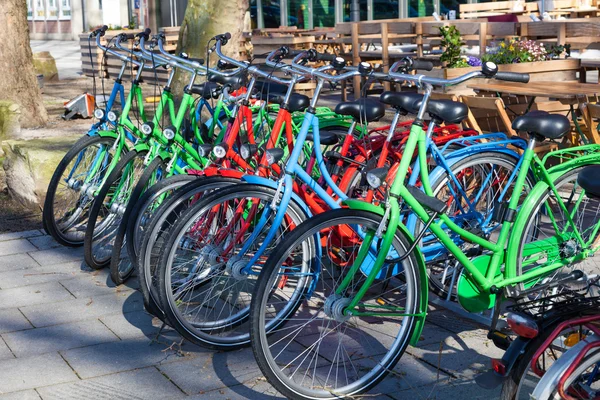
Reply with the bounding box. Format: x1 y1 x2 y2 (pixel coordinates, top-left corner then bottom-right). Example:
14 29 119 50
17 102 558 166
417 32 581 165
505 156 600 279
240 175 313 218
95 130 119 140
443 144 522 163
343 199 429 347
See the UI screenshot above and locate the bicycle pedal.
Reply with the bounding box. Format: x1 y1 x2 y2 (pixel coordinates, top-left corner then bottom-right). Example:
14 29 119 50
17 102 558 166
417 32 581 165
488 330 512 350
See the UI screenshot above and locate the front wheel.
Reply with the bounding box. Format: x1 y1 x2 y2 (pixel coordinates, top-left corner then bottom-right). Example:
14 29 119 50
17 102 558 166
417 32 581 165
250 208 422 400
43 134 122 246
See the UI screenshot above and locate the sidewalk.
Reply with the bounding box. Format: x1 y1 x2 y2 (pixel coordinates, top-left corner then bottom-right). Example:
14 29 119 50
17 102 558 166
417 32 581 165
0 229 507 399
30 40 82 80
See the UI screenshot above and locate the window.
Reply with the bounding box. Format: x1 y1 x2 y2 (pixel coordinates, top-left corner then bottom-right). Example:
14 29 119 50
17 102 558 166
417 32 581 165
27 0 33 19
439 0 466 16
262 0 281 28
342 0 367 22
60 0 71 18
314 0 335 27
408 0 433 17
288 0 310 28
35 0 45 19
46 0 58 18
373 0 398 20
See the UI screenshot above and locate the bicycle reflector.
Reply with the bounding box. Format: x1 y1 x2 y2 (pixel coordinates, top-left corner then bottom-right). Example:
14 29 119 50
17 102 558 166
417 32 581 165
198 144 214 158
366 167 389 188
107 111 119 122
240 144 258 159
213 144 229 158
141 122 154 136
507 312 539 339
266 148 284 165
491 359 507 376
163 126 176 141
93 109 105 120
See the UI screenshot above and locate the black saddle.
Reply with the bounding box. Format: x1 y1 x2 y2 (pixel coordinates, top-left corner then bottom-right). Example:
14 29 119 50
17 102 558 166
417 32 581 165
187 82 220 99
207 71 247 90
266 93 310 113
380 92 423 115
512 111 571 140
334 99 386 122
255 80 289 97
306 130 339 146
577 165 600 198
426 100 468 125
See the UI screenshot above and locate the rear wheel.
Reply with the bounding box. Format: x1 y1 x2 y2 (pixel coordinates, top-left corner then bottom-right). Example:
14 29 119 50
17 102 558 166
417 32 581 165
250 208 421 400
43 134 122 246
84 149 148 270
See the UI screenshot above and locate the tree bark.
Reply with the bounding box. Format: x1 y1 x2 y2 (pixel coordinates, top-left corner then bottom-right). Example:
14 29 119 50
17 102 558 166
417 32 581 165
172 0 249 92
0 0 48 128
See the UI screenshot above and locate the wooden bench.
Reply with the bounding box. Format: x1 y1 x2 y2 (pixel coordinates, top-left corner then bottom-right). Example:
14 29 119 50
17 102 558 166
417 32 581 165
459 1 538 19
523 19 600 50
545 0 598 18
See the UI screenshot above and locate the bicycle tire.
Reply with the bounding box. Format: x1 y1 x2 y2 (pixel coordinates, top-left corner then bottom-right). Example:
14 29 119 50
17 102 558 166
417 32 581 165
250 208 422 400
43 134 121 246
155 183 310 349
84 149 148 270
109 155 167 285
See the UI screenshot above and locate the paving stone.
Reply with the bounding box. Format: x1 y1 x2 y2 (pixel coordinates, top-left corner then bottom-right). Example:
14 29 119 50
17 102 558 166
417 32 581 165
0 240 37 257
158 348 262 394
0 253 39 273
0 231 43 242
36 367 184 400
99 311 166 340
20 291 144 328
416 322 459 347
0 309 34 334
60 334 205 379
0 338 14 361
392 379 500 400
0 282 72 310
2 319 119 358
0 262 83 289
187 383 285 400
27 247 84 267
58 271 138 299
406 333 504 380
0 353 77 393
26 236 61 251
0 390 41 400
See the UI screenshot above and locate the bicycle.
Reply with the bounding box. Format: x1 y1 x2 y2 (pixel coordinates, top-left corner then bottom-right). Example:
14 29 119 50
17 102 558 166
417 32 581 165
249 61 600 399
153 44 523 350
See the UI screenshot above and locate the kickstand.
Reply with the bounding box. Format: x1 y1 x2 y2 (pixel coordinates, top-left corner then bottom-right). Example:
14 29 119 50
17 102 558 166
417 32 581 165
151 322 167 343
489 292 503 333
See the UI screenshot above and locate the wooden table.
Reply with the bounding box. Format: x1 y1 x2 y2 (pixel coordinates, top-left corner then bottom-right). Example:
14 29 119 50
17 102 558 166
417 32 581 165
468 81 600 145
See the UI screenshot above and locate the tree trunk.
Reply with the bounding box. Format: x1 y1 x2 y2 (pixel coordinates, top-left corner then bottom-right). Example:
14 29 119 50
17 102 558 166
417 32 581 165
0 0 48 128
172 0 249 91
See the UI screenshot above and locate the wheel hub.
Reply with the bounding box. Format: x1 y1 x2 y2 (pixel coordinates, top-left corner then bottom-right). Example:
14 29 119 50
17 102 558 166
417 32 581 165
323 294 352 322
225 256 249 280
560 239 579 258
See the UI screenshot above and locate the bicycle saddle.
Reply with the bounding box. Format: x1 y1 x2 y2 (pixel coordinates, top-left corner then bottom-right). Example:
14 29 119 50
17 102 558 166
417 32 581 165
425 100 468 125
577 165 600 198
207 71 248 90
512 111 570 140
265 93 310 113
334 98 385 122
186 82 220 99
306 130 339 146
255 80 289 97
379 92 422 115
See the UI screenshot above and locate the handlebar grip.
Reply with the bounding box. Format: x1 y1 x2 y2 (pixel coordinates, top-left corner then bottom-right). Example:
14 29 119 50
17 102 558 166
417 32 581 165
495 72 530 84
217 59 237 70
136 28 152 39
411 59 434 72
188 57 205 65
288 49 305 57
316 52 337 62
122 33 135 40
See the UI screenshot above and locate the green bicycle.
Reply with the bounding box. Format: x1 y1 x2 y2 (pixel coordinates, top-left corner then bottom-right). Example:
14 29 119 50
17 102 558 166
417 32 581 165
249 61 600 399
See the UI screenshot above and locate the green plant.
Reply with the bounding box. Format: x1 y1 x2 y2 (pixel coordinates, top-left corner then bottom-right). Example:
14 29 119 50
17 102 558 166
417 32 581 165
545 43 571 59
439 26 468 68
482 38 548 65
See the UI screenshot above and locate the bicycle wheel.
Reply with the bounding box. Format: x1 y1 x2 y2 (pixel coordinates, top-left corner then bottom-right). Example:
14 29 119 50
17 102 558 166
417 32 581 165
135 175 240 321
516 166 600 296
547 347 600 399
156 183 309 349
421 152 532 299
43 134 122 246
250 208 422 400
84 149 148 270
501 320 594 400
109 156 166 285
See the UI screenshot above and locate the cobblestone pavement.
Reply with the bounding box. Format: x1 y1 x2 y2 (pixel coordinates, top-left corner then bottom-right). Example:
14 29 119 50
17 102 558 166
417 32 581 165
0 229 525 399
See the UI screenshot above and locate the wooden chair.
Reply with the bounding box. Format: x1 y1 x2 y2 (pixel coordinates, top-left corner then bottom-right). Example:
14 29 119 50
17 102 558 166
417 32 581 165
580 103 600 144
